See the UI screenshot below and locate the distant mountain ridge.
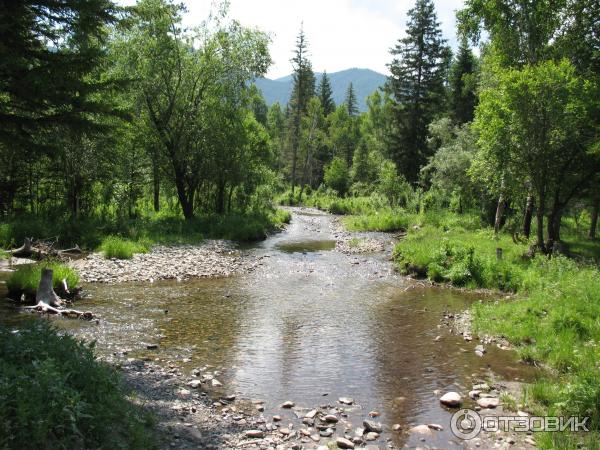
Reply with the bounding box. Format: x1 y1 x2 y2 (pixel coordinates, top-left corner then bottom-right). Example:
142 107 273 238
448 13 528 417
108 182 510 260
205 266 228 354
254 68 387 113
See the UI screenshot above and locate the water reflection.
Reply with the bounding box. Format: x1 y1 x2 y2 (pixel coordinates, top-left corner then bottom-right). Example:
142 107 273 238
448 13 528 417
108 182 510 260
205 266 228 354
0 209 539 448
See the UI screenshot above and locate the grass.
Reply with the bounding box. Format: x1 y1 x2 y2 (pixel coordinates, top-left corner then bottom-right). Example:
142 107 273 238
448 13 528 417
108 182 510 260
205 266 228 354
0 321 154 449
473 257 600 445
0 208 292 251
394 224 528 291
343 210 414 232
6 261 80 299
100 236 149 260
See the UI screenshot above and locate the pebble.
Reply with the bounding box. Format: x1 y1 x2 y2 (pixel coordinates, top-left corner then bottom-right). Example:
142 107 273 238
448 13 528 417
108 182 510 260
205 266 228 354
282 401 295 408
365 432 379 441
339 397 354 405
245 430 265 439
324 414 338 423
336 437 355 449
188 380 202 389
477 397 500 408
305 409 318 419
363 420 383 433
409 425 433 436
439 392 462 407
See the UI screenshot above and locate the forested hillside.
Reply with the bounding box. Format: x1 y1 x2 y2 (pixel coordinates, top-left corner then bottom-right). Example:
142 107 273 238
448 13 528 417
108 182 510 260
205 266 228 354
255 68 387 111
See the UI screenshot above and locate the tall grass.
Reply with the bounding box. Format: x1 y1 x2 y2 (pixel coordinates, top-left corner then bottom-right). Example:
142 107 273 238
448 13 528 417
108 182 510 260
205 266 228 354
6 262 79 298
100 236 149 260
0 321 154 449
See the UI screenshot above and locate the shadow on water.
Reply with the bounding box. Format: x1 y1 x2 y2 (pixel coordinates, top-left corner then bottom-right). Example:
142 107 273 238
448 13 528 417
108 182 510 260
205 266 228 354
0 208 540 448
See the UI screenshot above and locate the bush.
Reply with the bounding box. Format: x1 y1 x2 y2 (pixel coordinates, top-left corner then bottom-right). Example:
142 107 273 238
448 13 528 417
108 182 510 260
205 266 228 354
100 236 149 260
0 321 154 449
324 157 350 196
6 262 80 298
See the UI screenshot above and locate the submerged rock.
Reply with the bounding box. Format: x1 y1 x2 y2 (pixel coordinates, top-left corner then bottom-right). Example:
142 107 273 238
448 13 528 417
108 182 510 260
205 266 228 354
363 420 383 433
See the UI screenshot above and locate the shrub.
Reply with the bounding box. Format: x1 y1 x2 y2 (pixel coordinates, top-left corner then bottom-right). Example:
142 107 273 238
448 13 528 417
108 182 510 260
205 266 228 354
0 321 154 449
6 262 79 298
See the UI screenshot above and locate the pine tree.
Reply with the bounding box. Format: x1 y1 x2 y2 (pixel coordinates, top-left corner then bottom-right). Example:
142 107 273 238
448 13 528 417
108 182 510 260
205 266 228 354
0 0 118 151
288 25 316 196
449 39 478 124
386 0 451 183
318 71 335 116
345 82 358 116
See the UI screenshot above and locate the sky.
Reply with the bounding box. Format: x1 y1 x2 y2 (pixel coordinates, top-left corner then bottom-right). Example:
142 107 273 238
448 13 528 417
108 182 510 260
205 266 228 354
115 0 466 79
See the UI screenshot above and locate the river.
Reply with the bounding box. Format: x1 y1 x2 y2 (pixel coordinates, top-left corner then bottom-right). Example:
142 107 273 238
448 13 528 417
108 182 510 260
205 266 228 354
0 208 538 448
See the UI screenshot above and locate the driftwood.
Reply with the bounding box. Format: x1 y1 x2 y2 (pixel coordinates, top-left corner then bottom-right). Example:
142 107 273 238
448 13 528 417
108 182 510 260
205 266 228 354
23 268 93 320
10 238 35 257
9 239 82 260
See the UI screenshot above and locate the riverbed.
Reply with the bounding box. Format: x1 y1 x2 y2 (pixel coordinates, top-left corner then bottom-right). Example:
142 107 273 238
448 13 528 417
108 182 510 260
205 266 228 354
0 208 539 449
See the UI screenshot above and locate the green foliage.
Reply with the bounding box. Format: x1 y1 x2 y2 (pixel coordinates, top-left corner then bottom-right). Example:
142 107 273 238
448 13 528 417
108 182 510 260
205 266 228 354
100 236 149 260
324 157 350 196
473 257 600 432
6 262 80 298
386 0 452 182
0 321 154 449
344 82 358 116
318 71 335 116
377 160 413 207
344 211 413 232
393 217 526 290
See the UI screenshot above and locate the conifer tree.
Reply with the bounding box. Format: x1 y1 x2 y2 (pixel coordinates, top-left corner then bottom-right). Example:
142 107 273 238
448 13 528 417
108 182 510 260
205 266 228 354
345 82 358 116
288 25 316 196
386 0 451 183
449 39 478 124
318 71 335 116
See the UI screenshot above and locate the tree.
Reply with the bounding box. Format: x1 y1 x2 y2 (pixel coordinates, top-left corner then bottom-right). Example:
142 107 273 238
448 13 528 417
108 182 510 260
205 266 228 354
458 0 564 67
288 25 316 197
472 59 597 251
0 0 119 150
328 105 360 167
449 39 478 124
421 118 479 212
117 0 271 218
324 157 350 196
386 0 451 183
345 83 358 116
318 71 335 116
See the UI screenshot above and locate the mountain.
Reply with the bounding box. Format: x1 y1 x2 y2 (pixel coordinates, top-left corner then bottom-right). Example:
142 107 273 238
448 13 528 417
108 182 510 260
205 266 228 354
254 68 387 113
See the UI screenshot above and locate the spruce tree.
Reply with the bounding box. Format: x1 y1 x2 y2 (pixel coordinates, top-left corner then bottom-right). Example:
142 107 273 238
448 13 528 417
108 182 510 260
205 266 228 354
449 39 478 124
0 0 118 151
386 0 451 183
345 82 358 116
318 71 335 116
288 25 316 196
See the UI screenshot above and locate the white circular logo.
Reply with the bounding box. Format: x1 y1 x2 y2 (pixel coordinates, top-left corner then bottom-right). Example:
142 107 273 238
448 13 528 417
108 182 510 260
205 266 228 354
451 408 482 440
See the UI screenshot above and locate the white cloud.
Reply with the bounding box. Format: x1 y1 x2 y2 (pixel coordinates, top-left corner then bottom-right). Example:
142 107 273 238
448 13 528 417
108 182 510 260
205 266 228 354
115 0 465 78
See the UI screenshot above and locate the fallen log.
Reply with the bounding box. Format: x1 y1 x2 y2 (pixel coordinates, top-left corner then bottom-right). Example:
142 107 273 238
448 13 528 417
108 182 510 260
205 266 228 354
10 238 34 257
23 268 93 320
59 245 82 256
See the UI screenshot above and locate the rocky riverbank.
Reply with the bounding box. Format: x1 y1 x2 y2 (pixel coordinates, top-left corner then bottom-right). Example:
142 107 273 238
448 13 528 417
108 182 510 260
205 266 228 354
117 354 405 450
70 242 256 283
